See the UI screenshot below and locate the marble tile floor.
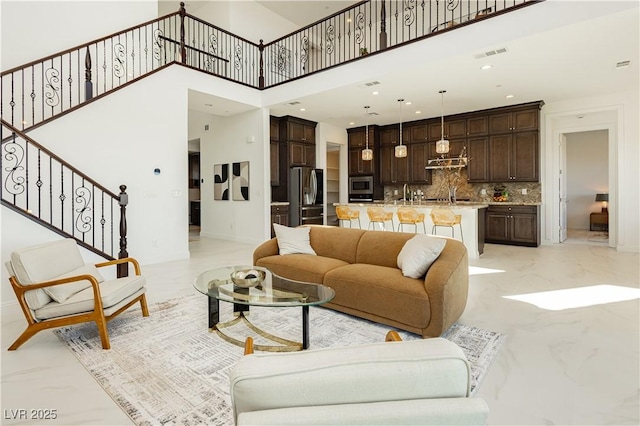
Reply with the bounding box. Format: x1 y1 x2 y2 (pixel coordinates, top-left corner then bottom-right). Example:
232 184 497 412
1 237 638 425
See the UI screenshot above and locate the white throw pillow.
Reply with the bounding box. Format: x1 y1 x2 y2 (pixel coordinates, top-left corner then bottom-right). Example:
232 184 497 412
273 224 317 256
397 235 447 279
44 264 105 303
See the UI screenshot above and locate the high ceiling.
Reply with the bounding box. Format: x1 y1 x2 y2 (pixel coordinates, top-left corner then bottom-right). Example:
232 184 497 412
188 1 639 129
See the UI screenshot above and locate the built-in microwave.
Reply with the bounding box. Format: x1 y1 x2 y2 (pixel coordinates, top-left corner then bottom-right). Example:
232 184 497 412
348 175 374 196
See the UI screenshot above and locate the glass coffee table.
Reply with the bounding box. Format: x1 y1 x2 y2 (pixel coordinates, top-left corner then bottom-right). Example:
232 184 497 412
194 265 335 352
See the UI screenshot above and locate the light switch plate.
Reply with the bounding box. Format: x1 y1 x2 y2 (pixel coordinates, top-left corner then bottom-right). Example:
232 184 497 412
481 189 487 195
521 188 527 195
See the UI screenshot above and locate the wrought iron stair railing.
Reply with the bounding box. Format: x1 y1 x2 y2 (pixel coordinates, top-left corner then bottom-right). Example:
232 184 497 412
1 119 129 268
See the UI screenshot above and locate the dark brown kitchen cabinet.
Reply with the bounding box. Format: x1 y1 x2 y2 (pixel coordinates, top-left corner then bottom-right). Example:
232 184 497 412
348 126 378 176
489 132 538 182
282 117 316 143
466 115 488 136
379 125 406 146
428 139 466 159
271 204 289 237
270 141 280 185
427 118 466 141
489 109 538 134
485 205 539 247
409 143 431 183
289 142 315 167
380 145 409 184
466 137 489 182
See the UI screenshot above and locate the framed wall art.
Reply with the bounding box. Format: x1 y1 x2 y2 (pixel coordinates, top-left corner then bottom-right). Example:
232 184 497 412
232 161 249 201
213 163 229 200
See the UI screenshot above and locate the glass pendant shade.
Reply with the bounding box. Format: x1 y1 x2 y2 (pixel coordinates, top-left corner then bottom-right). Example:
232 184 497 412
436 138 450 154
437 90 450 154
394 144 407 158
361 148 373 160
395 98 407 158
361 105 373 161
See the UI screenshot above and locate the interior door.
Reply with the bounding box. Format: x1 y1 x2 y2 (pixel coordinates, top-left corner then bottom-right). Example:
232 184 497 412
559 135 568 242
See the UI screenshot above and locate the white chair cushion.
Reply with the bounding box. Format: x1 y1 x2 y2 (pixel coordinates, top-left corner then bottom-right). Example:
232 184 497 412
44 264 106 303
230 338 470 419
397 234 447 279
273 224 317 256
10 239 87 309
34 275 146 321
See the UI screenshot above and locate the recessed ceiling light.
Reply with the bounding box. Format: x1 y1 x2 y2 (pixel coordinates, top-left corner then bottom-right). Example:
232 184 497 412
505 94 514 99
372 91 379 95
300 108 306 111
405 101 412 105
481 64 492 70
415 110 421 114
349 122 355 125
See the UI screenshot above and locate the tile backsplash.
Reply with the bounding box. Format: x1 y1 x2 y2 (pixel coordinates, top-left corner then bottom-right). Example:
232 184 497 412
383 170 541 204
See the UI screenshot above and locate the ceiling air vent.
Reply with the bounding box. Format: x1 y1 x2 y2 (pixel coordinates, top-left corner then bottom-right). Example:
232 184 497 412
364 81 381 87
474 47 508 59
287 101 301 105
616 60 630 69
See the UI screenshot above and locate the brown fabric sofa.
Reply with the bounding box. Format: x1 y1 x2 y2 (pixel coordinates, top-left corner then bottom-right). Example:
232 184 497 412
253 226 469 338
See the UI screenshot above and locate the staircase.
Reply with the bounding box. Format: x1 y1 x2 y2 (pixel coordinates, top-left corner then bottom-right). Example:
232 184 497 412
1 1 537 261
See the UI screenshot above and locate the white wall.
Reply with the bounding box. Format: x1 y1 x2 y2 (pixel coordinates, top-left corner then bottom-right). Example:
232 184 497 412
565 130 608 230
0 1 157 70
542 90 639 252
190 108 270 244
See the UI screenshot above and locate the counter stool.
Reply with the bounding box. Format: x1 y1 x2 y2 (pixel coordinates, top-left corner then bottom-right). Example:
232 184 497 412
336 205 361 228
366 207 394 231
396 207 426 233
430 208 463 241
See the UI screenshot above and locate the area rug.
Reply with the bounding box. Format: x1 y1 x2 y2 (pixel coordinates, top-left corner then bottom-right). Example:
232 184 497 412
54 294 505 425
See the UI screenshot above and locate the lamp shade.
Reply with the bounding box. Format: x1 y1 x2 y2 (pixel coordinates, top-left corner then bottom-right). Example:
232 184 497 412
595 193 608 202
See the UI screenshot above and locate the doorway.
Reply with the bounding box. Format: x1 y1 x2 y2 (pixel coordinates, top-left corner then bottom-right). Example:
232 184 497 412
326 143 341 226
560 130 609 246
188 138 201 240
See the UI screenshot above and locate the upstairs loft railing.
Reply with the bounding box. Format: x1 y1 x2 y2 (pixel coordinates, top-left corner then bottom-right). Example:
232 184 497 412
1 0 539 132
1 119 130 274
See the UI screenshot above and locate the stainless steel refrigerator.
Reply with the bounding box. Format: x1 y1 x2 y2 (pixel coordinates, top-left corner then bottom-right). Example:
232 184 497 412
289 167 324 226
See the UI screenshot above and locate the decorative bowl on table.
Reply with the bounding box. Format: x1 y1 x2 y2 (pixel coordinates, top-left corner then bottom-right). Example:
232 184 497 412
230 268 266 288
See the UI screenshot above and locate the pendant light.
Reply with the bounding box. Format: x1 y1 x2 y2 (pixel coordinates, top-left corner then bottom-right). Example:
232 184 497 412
436 90 450 155
361 105 373 161
394 98 407 158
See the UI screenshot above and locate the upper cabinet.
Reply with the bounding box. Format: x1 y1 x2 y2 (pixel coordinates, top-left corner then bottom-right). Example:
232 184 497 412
280 116 316 144
348 126 378 176
489 109 538 134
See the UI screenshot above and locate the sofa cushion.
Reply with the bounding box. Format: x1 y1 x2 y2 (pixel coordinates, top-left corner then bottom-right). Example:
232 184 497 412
355 231 415 268
44 264 106 303
34 275 146 320
308 226 365 264
273 224 317 255
256 255 348 285
397 235 447 279
324 263 431 330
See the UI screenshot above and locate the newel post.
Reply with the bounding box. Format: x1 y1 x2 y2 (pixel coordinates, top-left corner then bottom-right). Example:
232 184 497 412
85 47 93 100
258 39 265 89
379 0 388 50
117 185 129 278
179 2 187 64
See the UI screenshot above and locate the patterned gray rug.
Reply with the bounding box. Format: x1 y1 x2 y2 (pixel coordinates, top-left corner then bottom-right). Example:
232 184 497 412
54 294 505 426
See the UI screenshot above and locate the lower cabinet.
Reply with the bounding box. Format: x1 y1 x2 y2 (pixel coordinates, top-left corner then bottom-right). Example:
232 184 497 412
271 204 289 238
485 205 539 247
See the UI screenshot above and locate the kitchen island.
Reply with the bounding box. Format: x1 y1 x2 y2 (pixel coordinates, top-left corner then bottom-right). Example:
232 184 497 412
335 202 489 259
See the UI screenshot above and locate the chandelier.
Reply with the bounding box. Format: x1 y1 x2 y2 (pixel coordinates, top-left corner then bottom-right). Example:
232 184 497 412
394 98 407 158
361 105 373 161
436 90 450 155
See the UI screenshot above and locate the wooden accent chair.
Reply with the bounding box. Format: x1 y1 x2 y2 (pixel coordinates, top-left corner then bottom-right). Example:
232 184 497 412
231 331 489 425
430 208 464 241
335 205 361 228
366 206 395 231
396 206 427 233
5 238 149 350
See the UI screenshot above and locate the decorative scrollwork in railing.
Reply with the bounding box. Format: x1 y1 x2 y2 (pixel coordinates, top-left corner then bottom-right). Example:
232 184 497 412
326 24 335 55
234 45 243 70
355 11 366 44
113 43 127 78
44 68 61 108
403 0 417 26
2 137 26 196
446 0 460 12
153 28 165 61
74 186 92 234
300 36 309 66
